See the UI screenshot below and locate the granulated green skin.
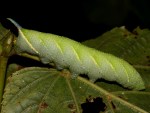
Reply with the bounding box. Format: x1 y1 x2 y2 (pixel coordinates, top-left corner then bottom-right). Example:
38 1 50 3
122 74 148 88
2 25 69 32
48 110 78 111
9 18 145 90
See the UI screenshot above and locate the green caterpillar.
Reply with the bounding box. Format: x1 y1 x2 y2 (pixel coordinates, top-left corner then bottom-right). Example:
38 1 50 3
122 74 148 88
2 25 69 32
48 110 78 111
8 18 145 90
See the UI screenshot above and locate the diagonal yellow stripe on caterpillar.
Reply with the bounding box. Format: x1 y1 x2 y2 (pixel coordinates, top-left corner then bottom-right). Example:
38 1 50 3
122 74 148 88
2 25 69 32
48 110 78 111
119 62 130 82
19 29 39 54
53 39 63 54
89 55 99 66
71 46 81 63
103 57 120 80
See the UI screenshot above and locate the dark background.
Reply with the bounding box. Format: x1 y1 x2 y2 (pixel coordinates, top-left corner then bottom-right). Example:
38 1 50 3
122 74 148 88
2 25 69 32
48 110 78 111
1 0 150 41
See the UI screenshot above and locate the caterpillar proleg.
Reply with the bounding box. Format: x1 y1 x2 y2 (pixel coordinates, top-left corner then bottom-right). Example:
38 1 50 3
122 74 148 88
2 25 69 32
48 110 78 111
8 18 145 90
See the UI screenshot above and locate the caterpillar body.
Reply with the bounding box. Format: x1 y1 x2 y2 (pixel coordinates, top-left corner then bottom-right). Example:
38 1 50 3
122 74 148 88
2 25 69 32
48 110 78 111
8 18 145 90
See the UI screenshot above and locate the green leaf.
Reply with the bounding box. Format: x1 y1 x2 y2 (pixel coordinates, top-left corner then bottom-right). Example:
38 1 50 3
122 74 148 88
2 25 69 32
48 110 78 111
5 64 22 85
1 67 149 113
1 67 100 113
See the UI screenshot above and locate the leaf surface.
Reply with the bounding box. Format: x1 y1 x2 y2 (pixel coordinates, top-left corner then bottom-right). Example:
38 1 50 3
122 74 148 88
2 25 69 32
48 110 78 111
2 67 149 113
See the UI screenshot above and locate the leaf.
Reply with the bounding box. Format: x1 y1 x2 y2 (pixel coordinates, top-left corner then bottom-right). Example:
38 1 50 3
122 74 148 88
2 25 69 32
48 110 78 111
1 67 102 113
1 67 149 113
5 63 23 85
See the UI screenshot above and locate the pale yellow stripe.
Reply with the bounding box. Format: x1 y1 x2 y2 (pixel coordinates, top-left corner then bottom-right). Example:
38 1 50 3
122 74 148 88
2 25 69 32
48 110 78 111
53 39 63 54
89 55 99 67
121 63 130 82
71 46 81 62
104 58 119 79
105 58 129 82
19 29 39 54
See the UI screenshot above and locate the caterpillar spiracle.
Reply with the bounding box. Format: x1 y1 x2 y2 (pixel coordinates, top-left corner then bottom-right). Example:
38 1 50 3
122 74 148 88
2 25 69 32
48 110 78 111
8 18 145 90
